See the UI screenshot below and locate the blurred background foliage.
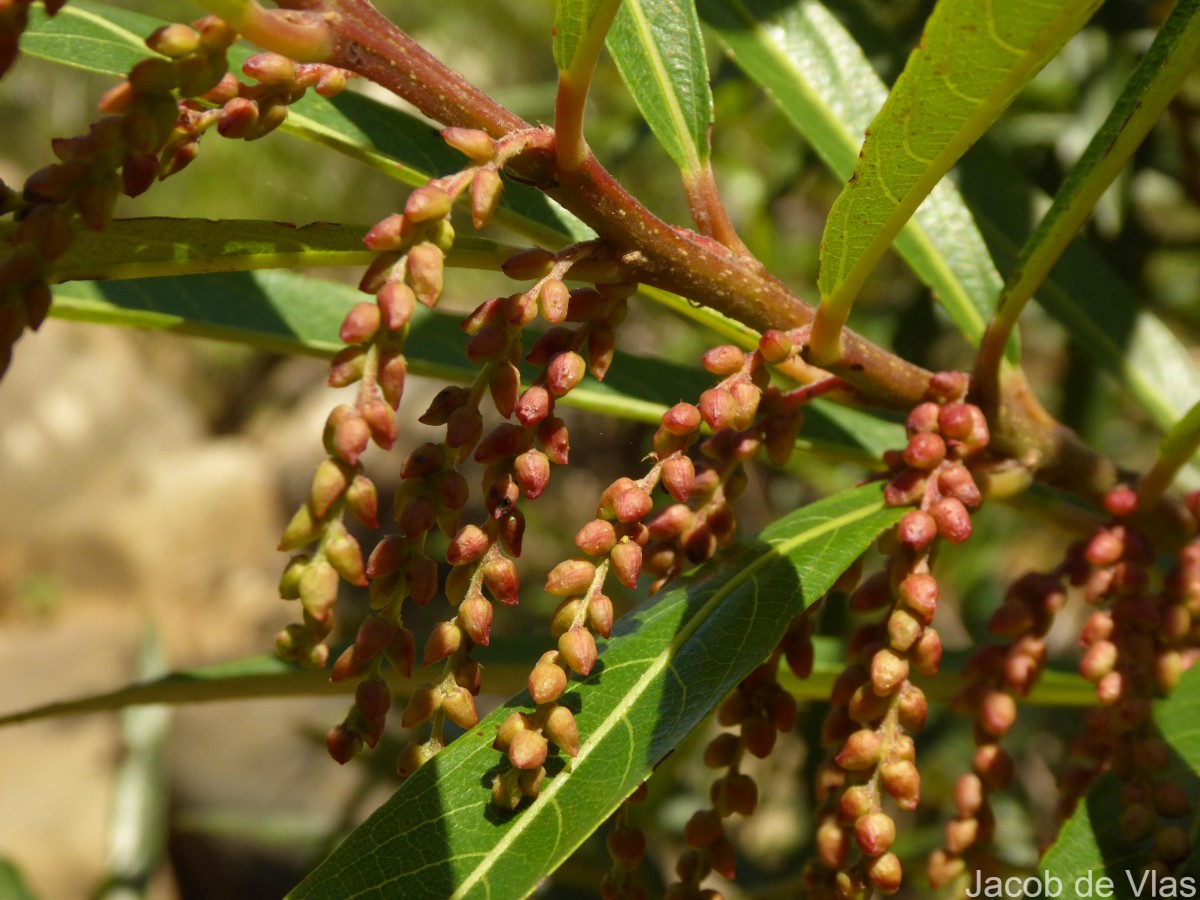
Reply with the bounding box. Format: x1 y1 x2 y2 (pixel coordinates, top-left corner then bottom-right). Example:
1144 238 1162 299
0 0 1197 897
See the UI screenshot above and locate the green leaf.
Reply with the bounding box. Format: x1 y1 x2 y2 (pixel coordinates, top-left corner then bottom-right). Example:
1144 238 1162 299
813 0 1100 358
24 217 514 283
0 861 38 900
960 144 1200 469
987 0 1200 349
47 268 896 459
552 0 614 73
1039 664 1200 897
698 0 1010 353
289 484 903 900
607 0 713 174
20 1 592 248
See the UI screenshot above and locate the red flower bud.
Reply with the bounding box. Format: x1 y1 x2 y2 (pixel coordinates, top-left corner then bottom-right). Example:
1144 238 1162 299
442 127 495 162
447 525 489 565
457 595 494 646
896 509 937 551
758 329 793 363
938 464 981 508
514 450 551 499
698 387 736 431
488 362 521 419
545 704 579 757
610 540 643 588
537 417 570 464
402 684 442 728
502 246 554 281
702 345 745 376
508 729 549 770
423 621 463 666
377 280 417 331
328 345 367 388
613 487 653 523
482 555 520 606
903 431 946 470
406 241 444 306
587 593 614 638
404 184 452 223
547 351 586 396
326 724 360 765
576 519 617 556
470 168 503 229
529 659 568 704
855 811 896 856
911 627 943 675
355 677 391 721
931 496 972 543
587 323 615 380
441 685 479 729
546 559 597 596
558 626 598 675
906 402 940 435
836 729 882 770
516 385 552 426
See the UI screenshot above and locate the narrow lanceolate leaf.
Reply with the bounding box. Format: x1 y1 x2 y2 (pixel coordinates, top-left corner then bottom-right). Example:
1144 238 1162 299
607 0 712 174
811 0 1101 362
1039 664 1200 896
289 485 904 900
988 0 1200 348
20 1 592 247
552 0 619 73
18 218 513 283
698 0 1010 356
45 269 701 414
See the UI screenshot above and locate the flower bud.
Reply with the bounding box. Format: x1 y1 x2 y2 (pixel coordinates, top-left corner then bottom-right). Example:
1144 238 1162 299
927 850 965 888
509 729 549 770
883 469 926 507
514 450 550 499
698 388 736 431
487 362 521 419
547 351 586 396
441 127 495 162
973 744 1013 790
402 684 442 727
385 627 416 678
405 184 452 223
326 724 361 765
758 329 793 363
911 627 942 675
299 559 339 618
870 647 909 695
610 540 642 589
121 153 158 198
396 739 439 778
607 825 646 866
587 593 614 638
423 620 463 666
881 760 920 811
898 573 939 623
661 455 696 503
499 509 525 556
466 323 509 362
979 690 1016 737
684 809 724 849
702 345 745 376
896 509 937 551
217 97 259 139
354 677 391 723
817 819 849 868
529 659 568 704
482 555 520 606
470 168 503 229
447 524 489 565
1079 639 1118 683
515 385 552 427
329 408 370 465
938 464 981 507
836 729 882 770
328 346 368 388
558 626 598 675
613 487 653 523
741 716 777 758
587 323 616 380
544 704 579 756
326 526 367 586
330 645 367 683
536 416 570 464
458 595 494 646
406 242 444 306
377 279 417 331
887 609 923 652
441 685 479 729
576 519 617 556
945 817 979 854
709 837 737 880
662 402 702 435
867 852 902 895
546 559 596 596
855 811 896 856
848 684 889 724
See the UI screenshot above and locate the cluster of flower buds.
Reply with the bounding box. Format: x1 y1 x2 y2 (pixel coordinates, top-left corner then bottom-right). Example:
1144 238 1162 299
927 569 1065 887
805 373 991 898
1052 489 1200 876
603 783 650 900
1 0 67 77
641 331 827 594
668 615 814 900
1 15 240 375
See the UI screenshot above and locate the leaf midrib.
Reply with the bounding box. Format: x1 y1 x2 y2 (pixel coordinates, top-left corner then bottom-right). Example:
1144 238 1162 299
446 496 885 899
